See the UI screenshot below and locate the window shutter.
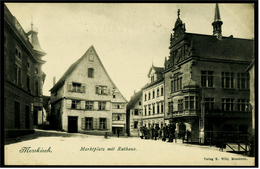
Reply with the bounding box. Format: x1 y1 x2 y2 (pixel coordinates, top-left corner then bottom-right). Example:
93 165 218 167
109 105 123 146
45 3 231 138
81 118 85 130
99 87 102 94
93 118 97 129
95 86 99 94
76 101 81 109
81 101 85 109
112 114 116 121
82 84 86 93
108 89 111 95
96 118 100 129
68 82 72 92
105 102 110 110
66 99 72 108
106 118 110 130
93 101 98 110
121 114 125 121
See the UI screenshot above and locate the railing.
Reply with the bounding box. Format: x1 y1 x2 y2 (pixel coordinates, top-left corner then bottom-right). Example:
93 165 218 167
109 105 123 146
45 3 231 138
205 131 254 156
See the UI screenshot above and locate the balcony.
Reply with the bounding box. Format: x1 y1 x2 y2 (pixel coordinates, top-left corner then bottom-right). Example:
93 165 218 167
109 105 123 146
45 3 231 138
167 110 200 118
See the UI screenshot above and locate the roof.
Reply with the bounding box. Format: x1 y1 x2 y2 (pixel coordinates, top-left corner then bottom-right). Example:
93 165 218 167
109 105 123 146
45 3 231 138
185 33 254 61
27 30 46 56
142 77 164 90
246 58 255 72
126 90 142 110
49 55 84 92
147 65 164 77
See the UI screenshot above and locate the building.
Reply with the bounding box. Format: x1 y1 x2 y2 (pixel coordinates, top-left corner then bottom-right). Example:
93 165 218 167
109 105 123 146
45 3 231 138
4 4 46 137
142 65 165 129
163 4 254 144
49 46 127 135
246 58 255 136
126 90 143 137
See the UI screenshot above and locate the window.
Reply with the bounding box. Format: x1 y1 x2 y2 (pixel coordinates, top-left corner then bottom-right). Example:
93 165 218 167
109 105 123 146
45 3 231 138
152 104 155 114
161 87 164 96
145 94 147 101
15 47 22 60
35 69 38 74
152 90 155 99
222 72 234 89
171 74 182 92
72 100 81 109
134 121 138 129
85 117 93 129
26 75 30 91
185 96 199 110
148 105 151 115
112 103 125 109
238 99 250 111
15 64 21 85
168 102 173 113
89 54 94 61
88 68 94 78
14 101 20 129
113 95 116 98
178 99 183 111
237 73 250 89
72 83 82 92
161 103 164 113
157 103 160 114
99 118 106 129
27 61 30 69
139 101 141 105
151 76 154 82
85 101 94 110
205 98 214 111
148 92 151 100
98 102 106 110
144 106 147 116
35 80 39 95
157 88 159 97
201 71 214 87
222 99 234 111
113 114 124 121
96 86 109 95
134 109 139 115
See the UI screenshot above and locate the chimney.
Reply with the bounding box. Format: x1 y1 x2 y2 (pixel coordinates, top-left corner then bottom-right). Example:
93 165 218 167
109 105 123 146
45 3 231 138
53 76 56 86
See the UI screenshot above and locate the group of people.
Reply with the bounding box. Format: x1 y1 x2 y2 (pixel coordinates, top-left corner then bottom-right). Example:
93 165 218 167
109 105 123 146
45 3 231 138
140 123 178 142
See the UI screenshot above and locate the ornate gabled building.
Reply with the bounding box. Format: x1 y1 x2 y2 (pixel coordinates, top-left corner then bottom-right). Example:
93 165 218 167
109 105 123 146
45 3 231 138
49 46 127 135
163 4 254 144
142 65 165 129
4 4 46 137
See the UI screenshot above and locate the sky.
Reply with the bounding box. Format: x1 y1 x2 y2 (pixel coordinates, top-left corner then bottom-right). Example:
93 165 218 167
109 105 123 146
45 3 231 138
5 3 254 101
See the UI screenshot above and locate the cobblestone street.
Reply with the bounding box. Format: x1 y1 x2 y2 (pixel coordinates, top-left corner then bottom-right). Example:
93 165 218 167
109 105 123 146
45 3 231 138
4 130 255 166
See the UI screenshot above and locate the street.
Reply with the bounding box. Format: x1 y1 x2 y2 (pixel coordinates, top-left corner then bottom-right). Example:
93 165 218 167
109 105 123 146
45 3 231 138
5 130 255 166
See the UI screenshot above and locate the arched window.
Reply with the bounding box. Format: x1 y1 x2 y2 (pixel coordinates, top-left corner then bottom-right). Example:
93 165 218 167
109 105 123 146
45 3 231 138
88 68 94 78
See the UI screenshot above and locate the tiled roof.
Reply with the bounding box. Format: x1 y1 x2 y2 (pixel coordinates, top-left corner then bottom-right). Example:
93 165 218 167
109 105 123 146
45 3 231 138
126 90 142 110
186 33 254 61
49 55 85 93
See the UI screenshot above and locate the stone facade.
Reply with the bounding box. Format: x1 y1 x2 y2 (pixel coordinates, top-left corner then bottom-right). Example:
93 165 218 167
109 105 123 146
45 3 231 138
4 5 46 137
163 6 253 144
50 46 127 135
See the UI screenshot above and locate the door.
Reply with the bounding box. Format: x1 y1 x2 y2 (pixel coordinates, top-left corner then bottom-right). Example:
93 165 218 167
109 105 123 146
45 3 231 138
68 116 78 133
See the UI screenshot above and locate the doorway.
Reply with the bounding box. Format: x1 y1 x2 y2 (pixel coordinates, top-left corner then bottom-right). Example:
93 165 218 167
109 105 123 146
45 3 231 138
68 116 78 133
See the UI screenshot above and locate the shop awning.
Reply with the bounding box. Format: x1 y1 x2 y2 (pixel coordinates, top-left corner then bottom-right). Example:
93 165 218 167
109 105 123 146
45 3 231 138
112 124 125 127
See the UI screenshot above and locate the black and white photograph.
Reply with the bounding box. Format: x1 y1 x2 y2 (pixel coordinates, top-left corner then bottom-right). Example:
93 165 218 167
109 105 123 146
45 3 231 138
3 2 256 166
